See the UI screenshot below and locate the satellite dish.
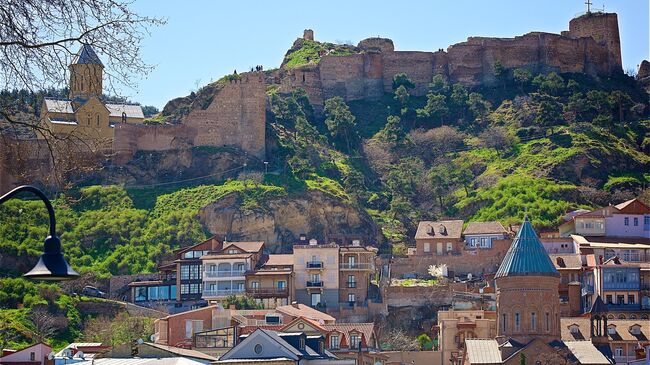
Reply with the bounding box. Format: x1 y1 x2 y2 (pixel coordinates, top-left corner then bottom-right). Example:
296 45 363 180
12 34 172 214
136 338 144 345
75 351 85 359
47 352 55 360
150 334 156 342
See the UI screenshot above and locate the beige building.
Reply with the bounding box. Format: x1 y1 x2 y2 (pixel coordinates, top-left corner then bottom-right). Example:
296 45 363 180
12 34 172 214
39 44 144 143
293 240 340 307
245 254 294 308
437 309 497 364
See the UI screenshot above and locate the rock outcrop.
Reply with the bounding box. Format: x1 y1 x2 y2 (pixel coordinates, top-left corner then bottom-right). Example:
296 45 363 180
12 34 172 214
198 191 380 250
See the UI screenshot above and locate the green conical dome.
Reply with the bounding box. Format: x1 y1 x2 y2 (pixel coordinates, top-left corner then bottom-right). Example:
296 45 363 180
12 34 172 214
495 217 559 278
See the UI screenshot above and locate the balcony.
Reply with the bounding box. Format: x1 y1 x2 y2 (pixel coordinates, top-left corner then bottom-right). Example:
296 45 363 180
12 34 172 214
340 262 374 270
306 281 323 288
203 288 245 298
306 261 324 269
602 282 640 290
247 287 289 298
204 270 246 279
604 303 642 311
581 284 594 296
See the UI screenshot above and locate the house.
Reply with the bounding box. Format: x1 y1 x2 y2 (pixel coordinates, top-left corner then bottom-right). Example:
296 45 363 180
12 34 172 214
550 253 584 316
593 256 650 316
39 44 144 142
0 343 52 365
415 220 464 256
463 222 509 249
127 236 222 313
338 242 377 309
436 309 497 365
201 241 266 301
293 240 340 308
246 254 294 308
559 198 650 239
215 328 355 365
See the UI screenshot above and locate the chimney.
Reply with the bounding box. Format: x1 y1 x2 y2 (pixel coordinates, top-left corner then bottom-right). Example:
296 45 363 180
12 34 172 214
299 234 307 242
229 304 236 310
291 301 300 309
309 239 318 246
352 240 361 247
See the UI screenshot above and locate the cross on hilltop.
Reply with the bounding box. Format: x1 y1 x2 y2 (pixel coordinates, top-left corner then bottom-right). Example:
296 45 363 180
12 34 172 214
585 0 592 13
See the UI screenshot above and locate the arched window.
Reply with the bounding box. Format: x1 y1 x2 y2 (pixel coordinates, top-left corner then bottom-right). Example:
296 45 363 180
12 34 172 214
96 114 100 126
544 312 550 332
530 312 537 332
515 312 521 332
502 313 507 332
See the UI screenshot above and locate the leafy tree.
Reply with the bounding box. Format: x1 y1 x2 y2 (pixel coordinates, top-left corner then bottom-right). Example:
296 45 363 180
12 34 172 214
324 97 358 153
492 60 507 88
386 157 424 199
532 93 563 128
416 333 432 350
429 164 452 210
467 92 491 124
223 295 263 310
513 68 531 92
609 90 634 122
392 73 415 90
450 83 469 119
533 72 565 95
479 126 517 155
377 115 406 144
428 74 449 94
417 93 448 125
394 85 410 107
454 168 474 197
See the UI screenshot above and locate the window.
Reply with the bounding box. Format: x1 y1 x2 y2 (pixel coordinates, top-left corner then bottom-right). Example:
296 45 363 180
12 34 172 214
624 217 629 226
628 295 635 304
311 293 321 306
254 344 263 354
569 325 579 334
180 284 189 294
30 353 35 361
617 295 625 305
515 313 520 332
251 281 259 289
606 295 613 304
348 256 356 264
633 217 639 226
299 338 305 350
180 265 190 280
644 216 650 228
608 326 616 335
96 114 100 126
531 312 536 331
330 335 340 349
135 287 147 301
350 334 361 349
614 347 622 357
311 273 321 283
424 242 431 252
446 242 453 252
277 281 286 289
348 293 356 303
480 237 487 248
185 320 203 339
190 283 200 294
545 313 550 332
502 313 507 332
630 325 641 335
347 275 356 288
585 222 594 229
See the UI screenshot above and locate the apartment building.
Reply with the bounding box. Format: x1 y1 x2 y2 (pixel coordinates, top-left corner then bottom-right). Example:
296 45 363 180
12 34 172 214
201 242 265 301
436 309 497 365
338 243 376 308
560 198 650 239
293 240 340 308
245 254 294 308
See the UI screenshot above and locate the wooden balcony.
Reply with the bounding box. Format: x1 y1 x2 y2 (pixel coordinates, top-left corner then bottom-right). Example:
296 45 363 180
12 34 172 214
247 287 289 298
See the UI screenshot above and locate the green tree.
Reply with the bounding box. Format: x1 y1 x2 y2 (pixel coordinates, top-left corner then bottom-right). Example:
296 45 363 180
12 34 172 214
223 295 263 309
519 353 526 365
609 90 634 122
394 85 410 107
533 72 565 95
454 168 474 197
428 74 449 94
492 60 507 89
417 93 448 125
416 333 432 350
324 96 358 153
392 73 415 90
450 83 469 119
513 68 531 92
533 93 563 129
467 92 491 123
377 115 406 144
429 165 452 210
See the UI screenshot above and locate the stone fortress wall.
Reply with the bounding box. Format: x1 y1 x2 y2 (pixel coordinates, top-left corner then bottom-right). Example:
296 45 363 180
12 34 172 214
280 12 622 105
113 72 267 163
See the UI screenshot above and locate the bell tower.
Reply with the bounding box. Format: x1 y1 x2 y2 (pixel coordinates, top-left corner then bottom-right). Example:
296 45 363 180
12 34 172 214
69 44 104 101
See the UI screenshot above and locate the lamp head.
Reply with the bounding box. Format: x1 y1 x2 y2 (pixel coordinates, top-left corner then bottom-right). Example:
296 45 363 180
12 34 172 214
23 235 80 281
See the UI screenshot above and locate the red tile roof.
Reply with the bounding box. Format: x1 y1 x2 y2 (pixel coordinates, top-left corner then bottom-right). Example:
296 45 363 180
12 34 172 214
415 220 464 240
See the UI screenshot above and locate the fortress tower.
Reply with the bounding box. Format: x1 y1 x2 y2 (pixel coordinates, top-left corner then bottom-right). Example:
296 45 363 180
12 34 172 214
495 217 561 344
68 44 104 101
568 12 622 72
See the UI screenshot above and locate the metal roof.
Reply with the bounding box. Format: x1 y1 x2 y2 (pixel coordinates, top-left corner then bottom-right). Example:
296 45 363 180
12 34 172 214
75 358 204 365
105 104 145 119
44 99 74 113
72 44 104 66
495 217 559 278
464 339 502 364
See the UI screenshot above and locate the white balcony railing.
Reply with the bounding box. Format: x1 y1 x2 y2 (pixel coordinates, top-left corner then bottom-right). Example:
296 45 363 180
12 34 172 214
203 288 246 297
203 270 246 279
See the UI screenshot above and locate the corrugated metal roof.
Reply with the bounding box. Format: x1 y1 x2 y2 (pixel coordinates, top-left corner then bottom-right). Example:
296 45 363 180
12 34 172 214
564 341 613 364
72 44 104 66
464 339 502 364
75 358 203 365
105 104 145 119
495 217 559 278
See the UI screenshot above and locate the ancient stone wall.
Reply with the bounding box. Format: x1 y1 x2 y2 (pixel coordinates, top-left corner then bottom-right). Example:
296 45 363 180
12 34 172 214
113 71 266 165
568 12 621 70
382 51 435 95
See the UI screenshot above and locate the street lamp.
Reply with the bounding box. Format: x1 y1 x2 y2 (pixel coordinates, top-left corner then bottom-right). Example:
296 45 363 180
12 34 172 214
0 185 79 281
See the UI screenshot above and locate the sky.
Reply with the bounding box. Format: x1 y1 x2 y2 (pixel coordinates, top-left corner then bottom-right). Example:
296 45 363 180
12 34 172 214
126 0 649 109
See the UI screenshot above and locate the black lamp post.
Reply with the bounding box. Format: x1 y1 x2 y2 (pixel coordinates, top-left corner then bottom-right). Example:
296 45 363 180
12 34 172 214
0 185 79 281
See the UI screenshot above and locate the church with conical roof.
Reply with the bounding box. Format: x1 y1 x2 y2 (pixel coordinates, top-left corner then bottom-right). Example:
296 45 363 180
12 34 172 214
463 217 612 365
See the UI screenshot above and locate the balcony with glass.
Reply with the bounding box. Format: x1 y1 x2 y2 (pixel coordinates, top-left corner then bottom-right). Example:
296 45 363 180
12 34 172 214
203 262 247 280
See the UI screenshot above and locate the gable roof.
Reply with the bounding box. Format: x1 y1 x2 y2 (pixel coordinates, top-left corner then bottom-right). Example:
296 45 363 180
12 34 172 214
463 221 508 235
561 317 650 342
614 198 650 214
549 254 582 270
575 206 619 218
44 98 74 114
495 217 559 278
322 323 376 348
275 303 335 322
141 342 217 361
282 316 327 332
72 44 103 66
415 220 464 240
464 339 502 364
0 343 52 362
264 254 293 266
562 341 612 365
224 241 265 253
105 104 145 119
220 329 301 361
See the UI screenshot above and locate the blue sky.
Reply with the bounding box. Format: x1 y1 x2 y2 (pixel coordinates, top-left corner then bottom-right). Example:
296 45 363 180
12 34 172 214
128 0 649 109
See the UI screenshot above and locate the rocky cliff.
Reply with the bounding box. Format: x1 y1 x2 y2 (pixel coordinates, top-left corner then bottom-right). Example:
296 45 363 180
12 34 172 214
198 191 380 250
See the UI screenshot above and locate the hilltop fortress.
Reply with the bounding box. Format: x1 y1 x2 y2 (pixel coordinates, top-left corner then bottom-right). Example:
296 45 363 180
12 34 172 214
277 12 622 105
0 12 625 191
